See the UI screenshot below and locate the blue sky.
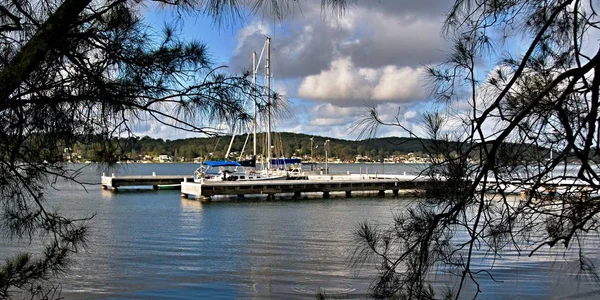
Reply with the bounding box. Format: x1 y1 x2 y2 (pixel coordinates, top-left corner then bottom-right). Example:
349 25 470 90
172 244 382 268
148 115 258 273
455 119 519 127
136 1 458 141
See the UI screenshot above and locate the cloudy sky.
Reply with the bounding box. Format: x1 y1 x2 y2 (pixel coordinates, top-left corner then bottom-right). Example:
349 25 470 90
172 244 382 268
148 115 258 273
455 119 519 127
139 0 456 140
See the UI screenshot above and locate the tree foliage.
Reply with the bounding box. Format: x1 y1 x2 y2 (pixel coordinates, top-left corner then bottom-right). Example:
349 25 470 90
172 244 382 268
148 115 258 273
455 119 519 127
355 0 600 298
0 0 345 297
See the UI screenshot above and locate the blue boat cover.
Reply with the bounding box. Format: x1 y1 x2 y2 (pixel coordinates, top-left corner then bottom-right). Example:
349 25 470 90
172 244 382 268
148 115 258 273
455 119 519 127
203 161 241 167
271 158 301 165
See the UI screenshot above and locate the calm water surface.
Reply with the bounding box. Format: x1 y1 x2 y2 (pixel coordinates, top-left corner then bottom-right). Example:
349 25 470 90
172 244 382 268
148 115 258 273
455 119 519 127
2 163 600 299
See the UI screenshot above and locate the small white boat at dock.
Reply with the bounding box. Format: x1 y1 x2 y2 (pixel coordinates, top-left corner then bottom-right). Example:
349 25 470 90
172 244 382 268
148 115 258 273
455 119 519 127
193 161 286 182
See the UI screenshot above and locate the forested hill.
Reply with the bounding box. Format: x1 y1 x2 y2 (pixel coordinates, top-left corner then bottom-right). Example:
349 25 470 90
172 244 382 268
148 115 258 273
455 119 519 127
73 132 432 162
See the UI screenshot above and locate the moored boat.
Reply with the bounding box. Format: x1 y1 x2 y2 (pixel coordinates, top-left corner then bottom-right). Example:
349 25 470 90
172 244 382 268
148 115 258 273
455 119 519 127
193 161 286 182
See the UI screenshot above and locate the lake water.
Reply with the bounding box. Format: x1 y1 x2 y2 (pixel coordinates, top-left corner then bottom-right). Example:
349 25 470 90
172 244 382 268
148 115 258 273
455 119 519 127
1 163 599 299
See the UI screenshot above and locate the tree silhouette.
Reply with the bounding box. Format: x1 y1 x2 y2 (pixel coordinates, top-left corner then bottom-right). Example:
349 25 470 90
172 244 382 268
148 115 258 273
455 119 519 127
354 0 600 298
0 0 346 297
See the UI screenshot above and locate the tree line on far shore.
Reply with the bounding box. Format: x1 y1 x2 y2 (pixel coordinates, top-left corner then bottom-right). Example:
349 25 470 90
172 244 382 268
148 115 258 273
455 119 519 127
67 132 594 164
68 132 433 163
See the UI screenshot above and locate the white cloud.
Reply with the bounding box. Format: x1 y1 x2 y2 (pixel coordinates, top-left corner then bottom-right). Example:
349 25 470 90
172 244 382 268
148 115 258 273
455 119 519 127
315 103 357 117
297 57 427 106
297 57 371 101
404 110 418 120
132 122 203 140
274 102 430 140
235 22 270 54
230 1 451 79
279 103 360 137
372 66 426 100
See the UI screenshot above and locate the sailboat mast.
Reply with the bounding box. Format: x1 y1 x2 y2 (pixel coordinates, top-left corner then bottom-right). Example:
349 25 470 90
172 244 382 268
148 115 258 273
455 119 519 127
252 51 257 158
224 123 236 160
266 37 271 170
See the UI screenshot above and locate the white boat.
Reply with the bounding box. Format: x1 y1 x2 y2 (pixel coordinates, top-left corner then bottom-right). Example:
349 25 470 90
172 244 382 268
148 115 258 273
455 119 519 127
193 161 286 182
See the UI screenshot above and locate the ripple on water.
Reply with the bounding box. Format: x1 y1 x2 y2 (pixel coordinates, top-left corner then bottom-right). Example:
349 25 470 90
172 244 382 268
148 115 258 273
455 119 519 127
292 279 355 296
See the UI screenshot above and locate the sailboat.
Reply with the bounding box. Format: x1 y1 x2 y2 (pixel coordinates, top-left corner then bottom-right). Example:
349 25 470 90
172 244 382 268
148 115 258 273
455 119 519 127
252 37 304 177
193 37 288 182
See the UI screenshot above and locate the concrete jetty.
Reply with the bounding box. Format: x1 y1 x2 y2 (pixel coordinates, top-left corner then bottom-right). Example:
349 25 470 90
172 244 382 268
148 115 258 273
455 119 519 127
180 174 435 200
100 172 435 198
101 173 189 190
101 172 598 201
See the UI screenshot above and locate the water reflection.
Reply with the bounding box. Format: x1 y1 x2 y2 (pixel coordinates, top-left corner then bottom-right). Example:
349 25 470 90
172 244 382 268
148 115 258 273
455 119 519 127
180 198 204 211
2 164 599 298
